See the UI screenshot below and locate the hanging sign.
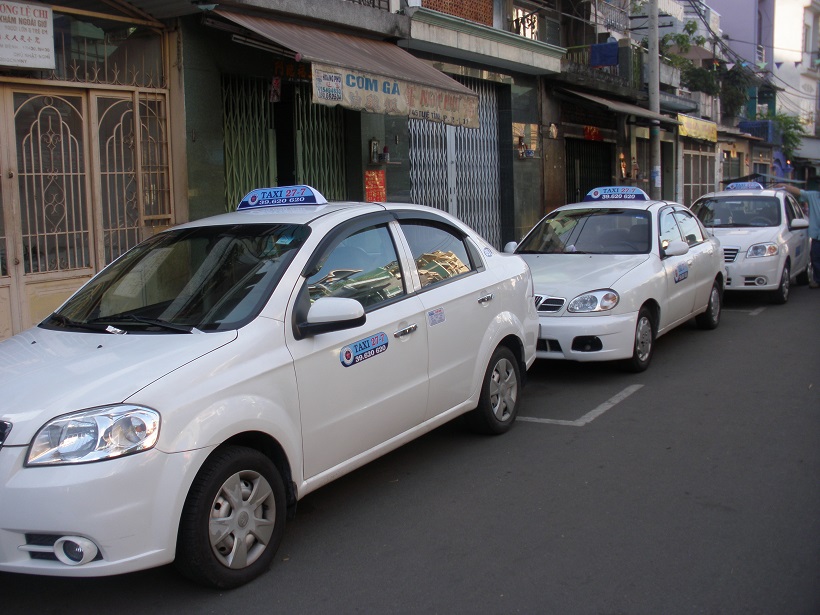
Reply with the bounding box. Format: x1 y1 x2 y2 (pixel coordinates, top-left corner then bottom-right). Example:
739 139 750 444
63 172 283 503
364 169 386 202
0 1 54 69
312 62 479 129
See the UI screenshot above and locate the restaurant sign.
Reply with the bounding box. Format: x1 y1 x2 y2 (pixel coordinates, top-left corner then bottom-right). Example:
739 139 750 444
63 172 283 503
312 62 479 129
677 114 717 143
0 1 54 69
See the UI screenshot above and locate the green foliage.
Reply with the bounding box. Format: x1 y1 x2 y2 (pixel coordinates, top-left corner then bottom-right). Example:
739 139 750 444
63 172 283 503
718 65 752 118
649 20 752 118
773 113 807 160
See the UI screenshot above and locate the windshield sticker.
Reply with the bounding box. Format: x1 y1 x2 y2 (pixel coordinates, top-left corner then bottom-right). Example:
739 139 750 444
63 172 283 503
674 262 689 283
427 307 445 327
340 332 388 367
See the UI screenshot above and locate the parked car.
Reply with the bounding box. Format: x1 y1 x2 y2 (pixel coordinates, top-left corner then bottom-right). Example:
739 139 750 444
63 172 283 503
505 186 725 372
0 185 538 588
689 182 811 303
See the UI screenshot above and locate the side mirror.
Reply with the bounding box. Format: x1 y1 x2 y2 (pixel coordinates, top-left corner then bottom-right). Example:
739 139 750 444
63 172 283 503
503 241 518 254
789 218 809 231
663 239 690 258
296 297 365 338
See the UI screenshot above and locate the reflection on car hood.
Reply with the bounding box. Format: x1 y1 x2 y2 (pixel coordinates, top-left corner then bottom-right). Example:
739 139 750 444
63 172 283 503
520 253 650 297
0 327 236 444
709 227 778 246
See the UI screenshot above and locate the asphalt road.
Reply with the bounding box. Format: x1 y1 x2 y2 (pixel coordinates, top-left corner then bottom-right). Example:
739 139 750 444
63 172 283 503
2 286 818 615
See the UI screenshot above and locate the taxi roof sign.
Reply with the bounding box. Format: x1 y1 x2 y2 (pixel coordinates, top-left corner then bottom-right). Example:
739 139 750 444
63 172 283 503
726 182 764 191
582 186 649 202
238 185 328 210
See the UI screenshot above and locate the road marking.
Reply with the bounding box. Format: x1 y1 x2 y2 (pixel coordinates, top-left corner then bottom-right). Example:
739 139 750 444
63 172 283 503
724 307 766 316
518 384 645 427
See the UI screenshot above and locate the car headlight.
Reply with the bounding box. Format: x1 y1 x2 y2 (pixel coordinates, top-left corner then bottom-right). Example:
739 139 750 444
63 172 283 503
27 405 160 466
567 289 619 313
747 243 778 258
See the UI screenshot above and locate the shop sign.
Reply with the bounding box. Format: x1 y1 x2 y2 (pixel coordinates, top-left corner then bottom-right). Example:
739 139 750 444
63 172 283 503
312 62 479 129
0 1 54 69
677 114 717 143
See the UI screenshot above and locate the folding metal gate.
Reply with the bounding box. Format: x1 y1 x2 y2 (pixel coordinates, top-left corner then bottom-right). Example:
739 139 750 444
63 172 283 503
294 85 346 201
565 138 614 203
408 77 501 248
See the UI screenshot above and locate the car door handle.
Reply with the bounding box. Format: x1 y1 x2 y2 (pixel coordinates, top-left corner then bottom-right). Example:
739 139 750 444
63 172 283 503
393 323 418 338
478 293 494 304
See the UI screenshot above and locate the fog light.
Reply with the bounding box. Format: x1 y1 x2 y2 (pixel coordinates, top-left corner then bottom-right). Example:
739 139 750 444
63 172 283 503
54 536 98 565
755 277 767 286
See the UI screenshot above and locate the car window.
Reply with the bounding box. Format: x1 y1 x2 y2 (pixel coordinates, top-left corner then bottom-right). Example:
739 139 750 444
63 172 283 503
48 224 310 332
673 210 705 246
517 209 650 255
306 224 404 309
399 221 475 288
692 195 781 228
658 208 683 250
785 194 803 222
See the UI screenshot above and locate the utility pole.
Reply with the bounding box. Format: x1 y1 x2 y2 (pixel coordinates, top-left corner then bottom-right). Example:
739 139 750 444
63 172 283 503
648 0 661 199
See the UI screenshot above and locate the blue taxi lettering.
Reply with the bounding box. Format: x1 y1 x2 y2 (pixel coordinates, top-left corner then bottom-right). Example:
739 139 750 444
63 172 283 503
726 182 764 191
674 262 689 283
583 186 649 202
237 185 328 210
340 332 389 367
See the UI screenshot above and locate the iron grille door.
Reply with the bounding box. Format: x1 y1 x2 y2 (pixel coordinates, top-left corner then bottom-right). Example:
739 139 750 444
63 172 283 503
222 75 276 211
294 84 345 201
409 78 500 248
565 139 614 203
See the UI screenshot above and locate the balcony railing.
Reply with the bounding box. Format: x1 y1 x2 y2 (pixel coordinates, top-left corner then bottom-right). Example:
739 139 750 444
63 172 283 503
739 119 781 144
597 0 629 35
562 42 643 91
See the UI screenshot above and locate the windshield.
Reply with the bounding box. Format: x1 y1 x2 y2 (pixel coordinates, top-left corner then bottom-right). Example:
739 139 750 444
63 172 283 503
517 209 651 255
691 195 782 228
43 223 310 333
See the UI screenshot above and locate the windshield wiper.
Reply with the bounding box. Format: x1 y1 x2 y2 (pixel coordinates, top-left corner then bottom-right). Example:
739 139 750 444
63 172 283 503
46 313 123 334
91 314 199 333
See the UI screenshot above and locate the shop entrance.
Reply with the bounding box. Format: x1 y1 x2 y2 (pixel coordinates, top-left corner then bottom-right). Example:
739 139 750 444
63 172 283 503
0 87 172 338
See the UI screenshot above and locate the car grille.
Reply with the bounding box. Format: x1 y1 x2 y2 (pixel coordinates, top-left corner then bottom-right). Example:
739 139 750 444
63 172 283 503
723 247 739 263
534 295 565 312
0 421 10 449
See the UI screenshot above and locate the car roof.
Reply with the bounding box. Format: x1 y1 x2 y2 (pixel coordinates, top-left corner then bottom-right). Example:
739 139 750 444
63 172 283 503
553 186 681 212
696 182 786 201
169 184 469 232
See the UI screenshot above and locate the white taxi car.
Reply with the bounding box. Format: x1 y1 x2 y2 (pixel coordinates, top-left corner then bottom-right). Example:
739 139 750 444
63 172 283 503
506 187 725 372
0 185 537 588
690 182 811 303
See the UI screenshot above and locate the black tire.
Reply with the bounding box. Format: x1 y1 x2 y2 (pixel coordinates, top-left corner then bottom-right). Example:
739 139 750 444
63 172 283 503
770 264 790 304
466 346 521 435
695 280 722 330
623 307 654 373
796 261 811 285
175 446 286 589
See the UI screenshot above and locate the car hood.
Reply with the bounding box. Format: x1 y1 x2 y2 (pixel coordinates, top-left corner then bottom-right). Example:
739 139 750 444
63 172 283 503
520 253 650 298
0 327 237 445
708 227 778 247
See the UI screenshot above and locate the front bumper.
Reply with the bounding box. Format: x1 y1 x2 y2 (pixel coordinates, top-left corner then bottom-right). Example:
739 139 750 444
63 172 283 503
535 311 638 362
724 255 782 291
0 444 210 577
